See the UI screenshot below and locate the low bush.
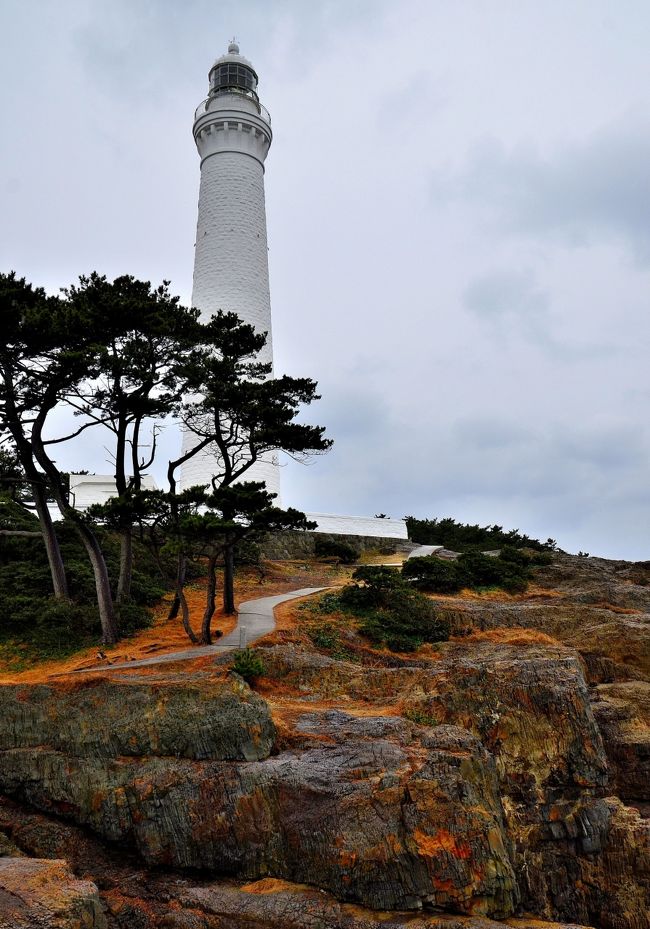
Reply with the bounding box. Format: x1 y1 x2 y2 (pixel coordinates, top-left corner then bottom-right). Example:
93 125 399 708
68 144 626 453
231 647 265 682
314 537 359 564
307 622 340 650
334 566 450 652
402 557 467 593
0 502 166 657
403 547 543 595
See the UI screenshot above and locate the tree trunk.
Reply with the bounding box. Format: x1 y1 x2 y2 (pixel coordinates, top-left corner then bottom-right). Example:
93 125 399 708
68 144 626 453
31 483 70 599
31 418 119 645
83 526 119 645
167 554 187 621
201 555 218 644
117 528 133 604
8 423 70 600
114 413 135 603
223 544 236 615
2 361 68 599
179 586 198 644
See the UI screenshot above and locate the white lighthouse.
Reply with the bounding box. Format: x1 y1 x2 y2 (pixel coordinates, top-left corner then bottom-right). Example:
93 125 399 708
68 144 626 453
180 41 280 499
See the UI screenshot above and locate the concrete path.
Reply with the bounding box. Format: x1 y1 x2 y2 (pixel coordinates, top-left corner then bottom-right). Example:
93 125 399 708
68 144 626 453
406 545 444 559
75 587 328 673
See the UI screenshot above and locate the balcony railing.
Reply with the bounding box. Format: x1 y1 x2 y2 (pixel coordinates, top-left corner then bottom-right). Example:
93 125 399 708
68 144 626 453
194 89 271 125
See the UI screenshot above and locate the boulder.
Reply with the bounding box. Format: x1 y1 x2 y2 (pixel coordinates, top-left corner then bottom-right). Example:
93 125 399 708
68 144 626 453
0 857 106 928
0 670 274 761
0 712 518 916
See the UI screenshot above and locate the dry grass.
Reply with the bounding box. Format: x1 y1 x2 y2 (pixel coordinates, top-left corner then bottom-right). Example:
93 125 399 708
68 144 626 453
589 601 641 615
357 551 407 566
0 561 347 685
462 628 560 646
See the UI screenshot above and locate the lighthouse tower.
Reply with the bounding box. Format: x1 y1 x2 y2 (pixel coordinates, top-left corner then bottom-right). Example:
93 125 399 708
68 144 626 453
180 41 280 499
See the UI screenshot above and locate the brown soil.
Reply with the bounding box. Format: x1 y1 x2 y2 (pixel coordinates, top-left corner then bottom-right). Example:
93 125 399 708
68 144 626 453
0 560 347 685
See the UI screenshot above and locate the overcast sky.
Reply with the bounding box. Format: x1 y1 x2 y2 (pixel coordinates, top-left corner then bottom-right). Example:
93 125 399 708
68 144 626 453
2 0 649 558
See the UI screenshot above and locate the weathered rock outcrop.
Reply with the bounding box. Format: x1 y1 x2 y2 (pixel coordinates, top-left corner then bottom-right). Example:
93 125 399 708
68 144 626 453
591 681 650 803
1 553 649 928
166 878 594 929
0 857 106 928
430 554 650 683
0 707 518 916
0 796 597 929
0 671 274 761
259 643 649 927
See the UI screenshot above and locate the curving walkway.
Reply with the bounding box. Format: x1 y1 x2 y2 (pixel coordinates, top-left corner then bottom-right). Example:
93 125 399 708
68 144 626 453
406 545 444 559
75 587 328 673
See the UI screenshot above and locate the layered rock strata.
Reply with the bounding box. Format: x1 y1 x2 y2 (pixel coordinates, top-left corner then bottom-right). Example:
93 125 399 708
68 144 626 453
0 672 519 915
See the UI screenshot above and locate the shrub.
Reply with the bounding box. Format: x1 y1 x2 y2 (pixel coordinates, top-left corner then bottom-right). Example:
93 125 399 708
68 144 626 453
0 517 165 656
498 545 532 567
314 537 359 564
405 515 556 553
456 551 504 586
232 647 265 682
402 557 467 593
402 548 535 596
116 602 154 636
458 550 529 593
300 591 344 615
307 622 340 650
335 566 450 652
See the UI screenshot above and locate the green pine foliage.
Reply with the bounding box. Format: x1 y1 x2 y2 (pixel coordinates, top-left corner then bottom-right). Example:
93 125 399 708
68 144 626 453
0 500 166 658
328 566 450 652
231 648 266 682
405 516 556 553
402 546 554 595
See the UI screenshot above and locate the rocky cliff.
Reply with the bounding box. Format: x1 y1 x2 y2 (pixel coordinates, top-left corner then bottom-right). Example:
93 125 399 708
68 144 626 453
0 552 648 928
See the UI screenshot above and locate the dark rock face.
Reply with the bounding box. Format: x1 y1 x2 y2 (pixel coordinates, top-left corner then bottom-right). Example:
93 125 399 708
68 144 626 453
259 643 650 928
0 795 591 929
0 671 275 762
0 710 518 916
0 857 106 928
166 878 593 929
591 681 650 803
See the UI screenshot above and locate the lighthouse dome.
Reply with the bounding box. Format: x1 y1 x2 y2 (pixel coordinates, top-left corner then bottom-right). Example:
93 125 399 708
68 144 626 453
208 41 259 100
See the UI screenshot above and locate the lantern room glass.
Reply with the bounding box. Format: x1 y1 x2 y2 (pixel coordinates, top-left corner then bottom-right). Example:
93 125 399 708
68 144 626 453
210 64 258 97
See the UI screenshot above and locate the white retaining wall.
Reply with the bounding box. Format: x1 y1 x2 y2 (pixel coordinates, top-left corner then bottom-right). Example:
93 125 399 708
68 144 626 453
305 513 409 539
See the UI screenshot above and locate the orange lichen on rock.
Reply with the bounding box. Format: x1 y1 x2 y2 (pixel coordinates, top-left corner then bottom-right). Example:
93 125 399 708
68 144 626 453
414 827 473 860
241 877 303 894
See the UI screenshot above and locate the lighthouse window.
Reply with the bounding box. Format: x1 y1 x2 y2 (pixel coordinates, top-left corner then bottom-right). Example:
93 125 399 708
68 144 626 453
212 64 257 93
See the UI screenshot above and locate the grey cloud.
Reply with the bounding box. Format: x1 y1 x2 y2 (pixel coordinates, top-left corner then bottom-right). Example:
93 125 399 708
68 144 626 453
463 268 618 362
289 408 649 558
455 123 650 261
4 0 650 561
452 417 531 451
463 268 549 346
